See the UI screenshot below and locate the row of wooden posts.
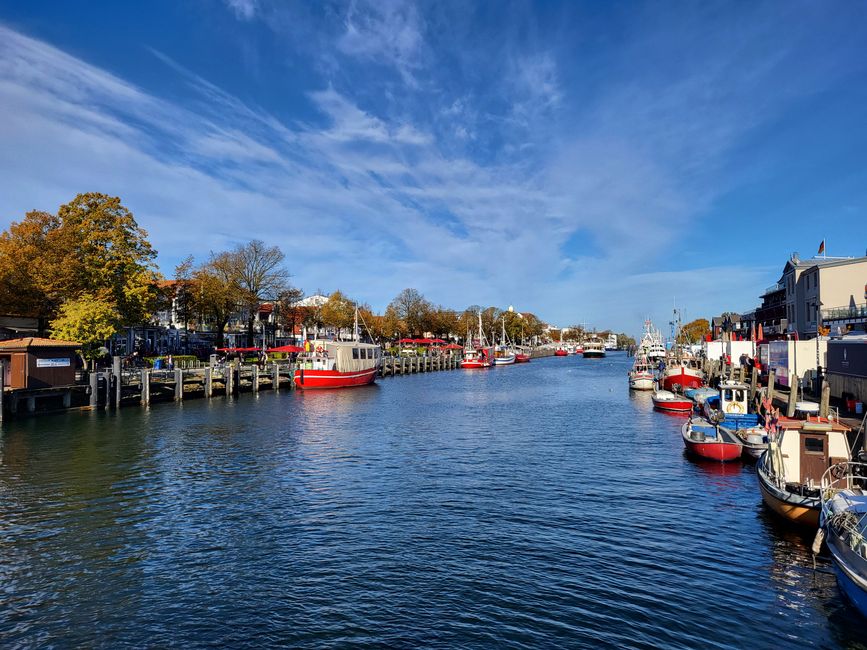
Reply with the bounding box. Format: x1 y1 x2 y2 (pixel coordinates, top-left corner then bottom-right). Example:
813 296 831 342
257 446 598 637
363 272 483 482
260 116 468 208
85 354 463 410
700 358 832 418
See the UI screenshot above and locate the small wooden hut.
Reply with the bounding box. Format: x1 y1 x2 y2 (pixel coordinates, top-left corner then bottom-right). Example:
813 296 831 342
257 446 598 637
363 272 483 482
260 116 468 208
0 337 81 390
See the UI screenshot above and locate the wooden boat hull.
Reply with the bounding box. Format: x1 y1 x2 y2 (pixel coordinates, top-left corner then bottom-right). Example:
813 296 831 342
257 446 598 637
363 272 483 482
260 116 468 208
514 354 531 363
583 350 606 358
493 354 516 365
293 366 377 389
629 372 655 390
756 459 819 527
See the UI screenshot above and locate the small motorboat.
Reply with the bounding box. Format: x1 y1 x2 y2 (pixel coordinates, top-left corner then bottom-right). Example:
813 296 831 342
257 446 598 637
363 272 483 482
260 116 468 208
702 382 768 459
652 390 693 412
819 462 867 619
554 348 569 357
757 420 853 527
681 417 743 461
515 352 531 363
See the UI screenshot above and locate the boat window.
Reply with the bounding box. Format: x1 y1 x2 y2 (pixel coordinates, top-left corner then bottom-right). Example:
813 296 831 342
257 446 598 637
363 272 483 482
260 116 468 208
352 348 359 359
803 437 825 455
735 390 744 402
724 389 734 401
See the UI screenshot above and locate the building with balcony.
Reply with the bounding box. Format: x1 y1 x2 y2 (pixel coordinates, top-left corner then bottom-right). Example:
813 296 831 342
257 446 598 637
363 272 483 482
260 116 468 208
754 282 787 338
779 253 867 339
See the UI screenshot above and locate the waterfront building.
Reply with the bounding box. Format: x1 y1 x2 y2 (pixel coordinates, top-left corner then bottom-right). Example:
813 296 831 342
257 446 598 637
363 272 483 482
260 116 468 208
755 282 787 339
779 253 867 339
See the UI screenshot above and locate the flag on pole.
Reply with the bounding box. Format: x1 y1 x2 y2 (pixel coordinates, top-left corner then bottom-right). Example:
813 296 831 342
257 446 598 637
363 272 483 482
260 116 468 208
817 239 825 255
757 323 764 341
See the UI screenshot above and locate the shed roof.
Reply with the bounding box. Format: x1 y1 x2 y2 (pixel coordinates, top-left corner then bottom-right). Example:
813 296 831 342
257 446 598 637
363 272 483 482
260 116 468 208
0 337 81 349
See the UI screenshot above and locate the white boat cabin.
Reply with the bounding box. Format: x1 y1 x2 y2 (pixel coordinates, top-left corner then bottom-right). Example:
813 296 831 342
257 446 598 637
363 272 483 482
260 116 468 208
718 382 750 415
769 422 851 489
298 340 381 372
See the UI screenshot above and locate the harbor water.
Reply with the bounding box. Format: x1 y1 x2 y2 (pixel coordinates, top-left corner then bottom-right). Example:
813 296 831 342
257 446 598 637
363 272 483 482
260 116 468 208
0 355 864 648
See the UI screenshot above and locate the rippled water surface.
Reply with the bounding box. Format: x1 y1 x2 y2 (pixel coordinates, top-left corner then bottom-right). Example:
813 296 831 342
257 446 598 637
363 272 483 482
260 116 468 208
1 355 864 648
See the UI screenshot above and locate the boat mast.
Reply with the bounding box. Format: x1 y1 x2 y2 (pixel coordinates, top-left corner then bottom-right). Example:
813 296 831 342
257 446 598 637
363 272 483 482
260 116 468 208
354 304 359 342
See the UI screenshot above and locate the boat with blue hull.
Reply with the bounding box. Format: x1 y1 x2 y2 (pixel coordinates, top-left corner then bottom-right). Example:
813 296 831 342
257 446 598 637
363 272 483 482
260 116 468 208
819 462 867 619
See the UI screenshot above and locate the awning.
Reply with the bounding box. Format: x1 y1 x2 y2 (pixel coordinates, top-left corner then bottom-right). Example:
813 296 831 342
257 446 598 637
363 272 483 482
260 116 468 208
268 345 304 353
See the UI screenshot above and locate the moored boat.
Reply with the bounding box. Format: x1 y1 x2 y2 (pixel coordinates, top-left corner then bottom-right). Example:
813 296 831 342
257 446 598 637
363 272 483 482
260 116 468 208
554 348 569 357
681 417 743 461
637 319 666 361
819 462 867 619
652 390 693 412
462 311 494 369
492 318 517 365
583 335 606 358
294 339 380 389
662 357 703 391
701 382 768 459
756 420 853 527
628 357 655 390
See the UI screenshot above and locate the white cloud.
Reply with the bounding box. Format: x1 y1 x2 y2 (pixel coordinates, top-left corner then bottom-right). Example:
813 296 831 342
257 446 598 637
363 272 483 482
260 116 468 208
224 0 258 21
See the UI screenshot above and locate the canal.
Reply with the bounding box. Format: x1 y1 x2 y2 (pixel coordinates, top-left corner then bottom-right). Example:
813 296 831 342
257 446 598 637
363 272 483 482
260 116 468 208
0 354 864 647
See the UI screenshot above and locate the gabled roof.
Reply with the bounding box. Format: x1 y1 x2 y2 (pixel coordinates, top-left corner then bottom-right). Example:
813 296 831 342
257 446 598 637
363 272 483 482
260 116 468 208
0 337 80 349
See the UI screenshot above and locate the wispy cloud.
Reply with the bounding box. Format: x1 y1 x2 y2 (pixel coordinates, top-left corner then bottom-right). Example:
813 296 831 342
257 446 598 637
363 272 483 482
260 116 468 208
1 0 864 331
224 0 258 21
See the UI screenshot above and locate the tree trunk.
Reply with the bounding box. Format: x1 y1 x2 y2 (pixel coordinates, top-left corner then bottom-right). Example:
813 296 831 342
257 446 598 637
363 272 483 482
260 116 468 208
216 319 229 348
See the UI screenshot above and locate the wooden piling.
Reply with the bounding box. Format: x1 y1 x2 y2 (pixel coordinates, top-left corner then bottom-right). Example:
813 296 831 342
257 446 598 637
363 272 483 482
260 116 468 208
786 374 798 418
113 356 122 407
252 364 259 393
89 371 99 408
272 364 279 391
767 370 775 404
205 367 212 398
820 383 831 418
738 365 745 383
174 368 183 401
0 363 4 422
104 369 112 408
141 369 150 405
750 366 758 400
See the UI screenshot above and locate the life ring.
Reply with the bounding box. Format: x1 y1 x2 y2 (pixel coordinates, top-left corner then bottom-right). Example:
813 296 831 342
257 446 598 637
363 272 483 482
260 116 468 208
726 402 743 414
315 345 324 354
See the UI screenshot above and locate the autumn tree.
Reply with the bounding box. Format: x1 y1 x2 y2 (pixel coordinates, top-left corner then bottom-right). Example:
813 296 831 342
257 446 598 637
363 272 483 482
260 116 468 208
50 294 119 365
276 286 304 340
680 318 711 344
427 306 458 339
195 252 241 348
389 288 431 337
226 240 289 346
0 193 159 331
173 255 197 332
320 290 356 338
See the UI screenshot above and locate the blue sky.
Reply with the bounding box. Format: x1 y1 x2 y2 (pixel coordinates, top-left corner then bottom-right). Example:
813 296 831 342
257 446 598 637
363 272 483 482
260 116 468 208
1 1 866 334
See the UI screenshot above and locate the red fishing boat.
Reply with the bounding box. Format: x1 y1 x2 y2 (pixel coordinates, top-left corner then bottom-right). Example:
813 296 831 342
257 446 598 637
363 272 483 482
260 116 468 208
293 308 381 389
651 390 693 412
681 417 743 461
293 339 380 389
661 358 703 391
515 352 531 363
554 348 569 357
461 311 493 369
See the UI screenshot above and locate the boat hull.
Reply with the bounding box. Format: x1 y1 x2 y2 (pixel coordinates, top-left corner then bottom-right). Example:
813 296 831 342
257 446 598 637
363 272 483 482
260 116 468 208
663 368 703 391
629 372 655 390
756 459 819 526
653 396 693 412
681 420 742 461
293 367 377 389
493 354 516 365
461 359 490 368
583 350 606 358
554 350 569 357
515 354 531 363
832 561 867 619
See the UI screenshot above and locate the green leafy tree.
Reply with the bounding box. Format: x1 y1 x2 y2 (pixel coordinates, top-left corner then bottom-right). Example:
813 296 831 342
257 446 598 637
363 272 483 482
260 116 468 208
50 294 118 364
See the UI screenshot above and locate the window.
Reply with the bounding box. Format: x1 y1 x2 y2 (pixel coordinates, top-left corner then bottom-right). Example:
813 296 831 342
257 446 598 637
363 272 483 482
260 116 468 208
803 437 825 454
352 348 359 359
